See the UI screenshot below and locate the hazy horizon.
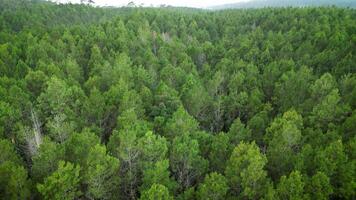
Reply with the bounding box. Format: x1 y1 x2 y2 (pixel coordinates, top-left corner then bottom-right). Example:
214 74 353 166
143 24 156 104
51 0 251 8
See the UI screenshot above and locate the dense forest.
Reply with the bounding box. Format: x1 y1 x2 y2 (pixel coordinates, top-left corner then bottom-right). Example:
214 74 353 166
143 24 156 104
0 0 355 199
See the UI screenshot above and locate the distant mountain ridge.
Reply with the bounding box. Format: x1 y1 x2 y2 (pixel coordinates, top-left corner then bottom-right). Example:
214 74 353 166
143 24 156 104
210 0 356 9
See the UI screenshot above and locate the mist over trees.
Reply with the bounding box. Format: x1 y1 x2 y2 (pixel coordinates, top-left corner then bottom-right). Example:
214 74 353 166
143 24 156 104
210 0 356 9
0 0 355 199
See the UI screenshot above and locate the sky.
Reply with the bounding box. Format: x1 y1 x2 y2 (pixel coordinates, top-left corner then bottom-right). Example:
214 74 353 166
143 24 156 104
52 0 250 8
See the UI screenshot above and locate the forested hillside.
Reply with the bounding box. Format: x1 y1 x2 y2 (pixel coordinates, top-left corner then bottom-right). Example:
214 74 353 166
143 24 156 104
0 0 355 199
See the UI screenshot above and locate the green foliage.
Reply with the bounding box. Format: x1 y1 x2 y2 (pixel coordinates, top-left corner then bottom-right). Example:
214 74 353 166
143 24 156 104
140 159 177 193
306 172 333 200
31 137 64 182
138 131 169 169
64 129 100 170
140 184 174 200
170 134 208 190
0 139 22 165
152 82 182 119
37 161 81 200
0 1 355 199
274 66 313 113
197 172 228 200
85 144 120 199
228 117 252 145
265 110 303 179
0 161 30 200
225 141 268 199
25 70 48 99
0 101 20 139
276 171 305 200
181 75 210 121
83 87 106 133
208 133 230 173
310 89 350 130
340 74 356 109
165 106 199 138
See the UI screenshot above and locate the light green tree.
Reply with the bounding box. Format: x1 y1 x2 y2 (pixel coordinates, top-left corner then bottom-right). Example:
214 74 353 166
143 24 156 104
140 184 173 200
165 106 199 138
0 161 30 200
140 159 177 193
197 172 228 200
265 109 303 179
170 134 208 190
276 171 305 200
64 129 100 171
85 144 120 200
138 131 169 170
0 139 22 165
208 133 230 173
228 118 252 145
31 137 64 182
225 141 268 199
306 171 333 200
37 161 81 200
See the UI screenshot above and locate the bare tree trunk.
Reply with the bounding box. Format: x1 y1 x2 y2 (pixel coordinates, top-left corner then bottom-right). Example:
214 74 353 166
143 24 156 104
31 109 42 146
26 108 42 157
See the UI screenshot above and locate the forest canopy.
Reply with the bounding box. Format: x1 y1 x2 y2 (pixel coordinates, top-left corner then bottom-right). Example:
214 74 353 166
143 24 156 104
0 0 355 199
